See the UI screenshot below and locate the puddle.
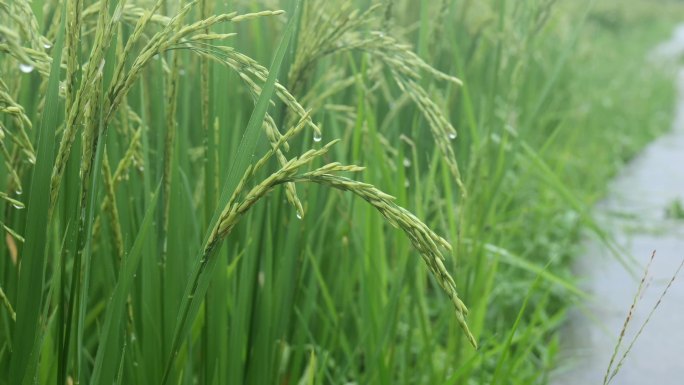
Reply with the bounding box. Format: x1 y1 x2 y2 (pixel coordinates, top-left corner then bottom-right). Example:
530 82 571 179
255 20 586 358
551 25 684 385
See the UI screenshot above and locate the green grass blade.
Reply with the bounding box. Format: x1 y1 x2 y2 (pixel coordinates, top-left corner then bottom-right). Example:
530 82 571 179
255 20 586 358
490 266 546 385
91 185 160 385
9 9 66 384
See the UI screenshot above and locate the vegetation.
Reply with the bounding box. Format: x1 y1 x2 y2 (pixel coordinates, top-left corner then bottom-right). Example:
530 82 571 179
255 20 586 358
1 0 683 384
602 251 684 385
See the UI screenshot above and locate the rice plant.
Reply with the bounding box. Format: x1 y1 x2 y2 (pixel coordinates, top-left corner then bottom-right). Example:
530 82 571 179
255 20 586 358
1 0 682 384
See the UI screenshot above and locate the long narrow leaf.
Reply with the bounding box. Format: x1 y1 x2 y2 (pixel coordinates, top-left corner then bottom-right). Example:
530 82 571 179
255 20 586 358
91 185 160 384
9 10 66 384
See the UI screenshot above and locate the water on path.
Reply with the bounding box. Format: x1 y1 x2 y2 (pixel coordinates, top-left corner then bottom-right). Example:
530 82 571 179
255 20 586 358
551 26 684 385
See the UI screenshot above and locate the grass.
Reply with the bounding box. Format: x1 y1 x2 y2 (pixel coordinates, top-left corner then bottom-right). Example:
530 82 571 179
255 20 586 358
1 0 684 384
602 251 684 385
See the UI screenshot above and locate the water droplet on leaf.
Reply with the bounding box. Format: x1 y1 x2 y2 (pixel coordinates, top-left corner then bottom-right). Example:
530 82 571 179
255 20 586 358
19 63 34 73
97 59 105 75
313 131 322 142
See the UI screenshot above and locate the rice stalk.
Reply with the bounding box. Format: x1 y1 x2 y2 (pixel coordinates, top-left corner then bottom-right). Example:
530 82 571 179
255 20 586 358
161 10 182 262
49 0 121 217
101 155 125 260
0 284 15 321
82 2 171 27
287 1 467 194
0 23 52 77
1 0 51 50
603 252 684 385
202 146 476 347
196 107 475 347
0 219 25 243
92 111 142 239
0 191 25 210
0 78 36 166
48 1 285 220
104 7 286 124
65 0 84 119
0 123 25 193
199 0 216 221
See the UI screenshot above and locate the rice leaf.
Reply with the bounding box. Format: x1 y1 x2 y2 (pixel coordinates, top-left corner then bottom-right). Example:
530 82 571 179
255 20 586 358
90 185 160 385
9 8 66 384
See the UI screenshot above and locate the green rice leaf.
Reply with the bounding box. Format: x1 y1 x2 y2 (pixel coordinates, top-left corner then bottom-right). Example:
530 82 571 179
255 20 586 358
91 185 160 385
9 8 66 384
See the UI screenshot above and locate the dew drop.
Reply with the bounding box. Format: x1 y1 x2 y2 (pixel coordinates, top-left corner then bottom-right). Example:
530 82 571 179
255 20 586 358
12 203 24 210
313 131 322 142
15 189 22 196
448 132 457 140
43 43 52 49
404 180 410 188
296 212 303 220
97 59 105 75
19 63 34 73
403 158 411 167
153 54 160 61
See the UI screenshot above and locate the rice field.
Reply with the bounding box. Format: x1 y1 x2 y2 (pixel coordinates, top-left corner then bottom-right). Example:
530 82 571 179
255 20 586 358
0 0 682 384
